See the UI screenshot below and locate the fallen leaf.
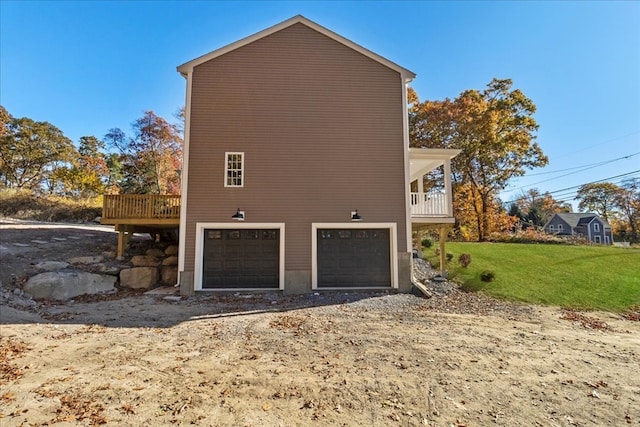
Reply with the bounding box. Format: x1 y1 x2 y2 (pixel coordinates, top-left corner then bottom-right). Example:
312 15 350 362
1 392 15 402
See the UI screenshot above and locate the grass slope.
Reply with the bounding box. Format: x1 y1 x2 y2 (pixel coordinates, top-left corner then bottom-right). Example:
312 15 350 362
0 189 102 222
430 243 640 312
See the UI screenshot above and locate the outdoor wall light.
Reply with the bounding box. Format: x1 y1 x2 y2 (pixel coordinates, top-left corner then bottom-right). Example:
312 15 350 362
231 208 245 221
351 210 362 221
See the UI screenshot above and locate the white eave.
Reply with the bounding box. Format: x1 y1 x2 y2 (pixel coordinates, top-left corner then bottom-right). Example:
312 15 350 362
176 15 416 82
409 148 461 182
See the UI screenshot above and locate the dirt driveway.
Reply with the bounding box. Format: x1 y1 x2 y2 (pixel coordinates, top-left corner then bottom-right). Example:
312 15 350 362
1 220 639 426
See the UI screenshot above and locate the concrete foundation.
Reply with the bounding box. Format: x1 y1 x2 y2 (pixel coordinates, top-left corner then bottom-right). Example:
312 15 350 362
179 271 194 296
284 270 311 295
397 251 412 293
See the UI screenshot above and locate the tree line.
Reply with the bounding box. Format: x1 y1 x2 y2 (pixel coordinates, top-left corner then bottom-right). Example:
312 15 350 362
0 106 183 198
2 77 638 242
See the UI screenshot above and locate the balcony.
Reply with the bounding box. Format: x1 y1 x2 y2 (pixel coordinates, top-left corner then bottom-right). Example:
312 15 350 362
409 148 460 225
410 192 450 218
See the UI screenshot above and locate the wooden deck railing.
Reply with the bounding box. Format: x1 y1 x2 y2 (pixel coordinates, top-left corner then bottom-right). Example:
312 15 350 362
102 194 181 223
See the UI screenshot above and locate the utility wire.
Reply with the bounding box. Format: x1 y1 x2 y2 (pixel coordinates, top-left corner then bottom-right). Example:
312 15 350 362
504 151 640 194
552 173 640 203
545 170 639 195
514 151 640 177
504 171 639 205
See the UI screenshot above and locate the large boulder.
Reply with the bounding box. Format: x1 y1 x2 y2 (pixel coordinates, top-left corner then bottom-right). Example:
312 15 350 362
146 248 165 258
162 256 178 266
161 266 178 286
120 267 159 289
23 271 116 300
164 245 178 256
130 255 160 267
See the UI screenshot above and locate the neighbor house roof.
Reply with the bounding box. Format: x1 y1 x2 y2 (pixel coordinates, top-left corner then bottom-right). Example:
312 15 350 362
548 212 611 229
177 15 416 82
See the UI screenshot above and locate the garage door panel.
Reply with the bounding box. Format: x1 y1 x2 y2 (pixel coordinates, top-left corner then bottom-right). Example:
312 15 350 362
317 228 391 288
203 228 279 289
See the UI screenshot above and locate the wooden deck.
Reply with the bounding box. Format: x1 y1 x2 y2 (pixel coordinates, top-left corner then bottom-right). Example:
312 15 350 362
101 194 181 257
102 194 181 225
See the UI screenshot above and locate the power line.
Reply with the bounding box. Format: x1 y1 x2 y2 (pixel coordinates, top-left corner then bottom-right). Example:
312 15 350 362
552 173 640 204
515 151 640 177
504 151 640 193
546 170 640 195
504 171 640 205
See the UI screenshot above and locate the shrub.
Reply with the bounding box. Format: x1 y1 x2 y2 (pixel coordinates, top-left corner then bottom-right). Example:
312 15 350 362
446 252 454 262
488 228 590 246
480 270 495 282
421 236 434 248
458 253 471 268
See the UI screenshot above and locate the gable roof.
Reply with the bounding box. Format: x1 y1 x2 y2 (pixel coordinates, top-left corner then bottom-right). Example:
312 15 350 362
177 15 416 82
548 212 611 228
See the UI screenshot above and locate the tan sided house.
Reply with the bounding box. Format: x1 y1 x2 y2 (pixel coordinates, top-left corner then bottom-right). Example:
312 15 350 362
175 15 459 295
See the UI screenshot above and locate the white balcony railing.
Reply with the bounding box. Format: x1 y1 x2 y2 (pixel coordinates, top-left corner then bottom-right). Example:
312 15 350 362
410 192 450 217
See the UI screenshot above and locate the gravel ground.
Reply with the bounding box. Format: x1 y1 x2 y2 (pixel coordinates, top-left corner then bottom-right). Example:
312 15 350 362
1 221 639 426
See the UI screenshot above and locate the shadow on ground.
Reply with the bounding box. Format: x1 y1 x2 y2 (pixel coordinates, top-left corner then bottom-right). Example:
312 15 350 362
1 290 405 329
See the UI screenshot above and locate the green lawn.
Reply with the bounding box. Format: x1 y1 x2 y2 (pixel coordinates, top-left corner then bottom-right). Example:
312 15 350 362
426 243 640 312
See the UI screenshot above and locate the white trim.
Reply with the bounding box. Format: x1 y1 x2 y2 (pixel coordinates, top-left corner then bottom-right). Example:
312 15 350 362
177 71 193 274
224 152 245 187
311 222 398 290
194 222 285 291
402 81 412 253
177 15 415 81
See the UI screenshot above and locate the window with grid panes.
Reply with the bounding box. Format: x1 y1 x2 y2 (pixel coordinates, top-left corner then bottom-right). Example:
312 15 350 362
225 152 244 187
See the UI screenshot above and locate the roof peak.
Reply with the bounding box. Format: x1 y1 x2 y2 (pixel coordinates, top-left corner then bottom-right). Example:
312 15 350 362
177 15 415 80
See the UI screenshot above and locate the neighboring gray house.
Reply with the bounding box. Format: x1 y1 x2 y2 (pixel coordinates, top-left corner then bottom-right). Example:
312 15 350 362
544 213 613 244
175 15 459 295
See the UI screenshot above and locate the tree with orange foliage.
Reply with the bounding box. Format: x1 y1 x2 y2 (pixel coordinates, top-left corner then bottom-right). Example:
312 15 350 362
410 79 548 241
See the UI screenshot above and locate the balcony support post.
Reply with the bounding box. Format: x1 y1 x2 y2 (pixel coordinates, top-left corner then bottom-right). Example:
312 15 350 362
444 160 453 217
439 226 447 275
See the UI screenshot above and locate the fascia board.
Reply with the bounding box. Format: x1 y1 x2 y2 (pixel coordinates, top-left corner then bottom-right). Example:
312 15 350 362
409 148 462 160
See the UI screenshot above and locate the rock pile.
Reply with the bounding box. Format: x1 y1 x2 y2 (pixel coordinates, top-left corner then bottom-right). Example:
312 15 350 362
21 243 179 300
412 258 458 297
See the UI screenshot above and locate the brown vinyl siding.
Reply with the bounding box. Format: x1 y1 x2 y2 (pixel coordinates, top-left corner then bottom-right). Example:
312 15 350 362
184 23 407 274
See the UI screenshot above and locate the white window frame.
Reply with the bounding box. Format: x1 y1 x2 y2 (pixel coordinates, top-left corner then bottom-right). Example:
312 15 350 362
557 223 563 232
549 224 554 232
224 152 244 187
194 222 285 291
311 222 398 290
594 235 601 244
594 222 600 232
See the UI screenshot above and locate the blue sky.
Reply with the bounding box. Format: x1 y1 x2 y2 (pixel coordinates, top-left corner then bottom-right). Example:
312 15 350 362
1 1 639 208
